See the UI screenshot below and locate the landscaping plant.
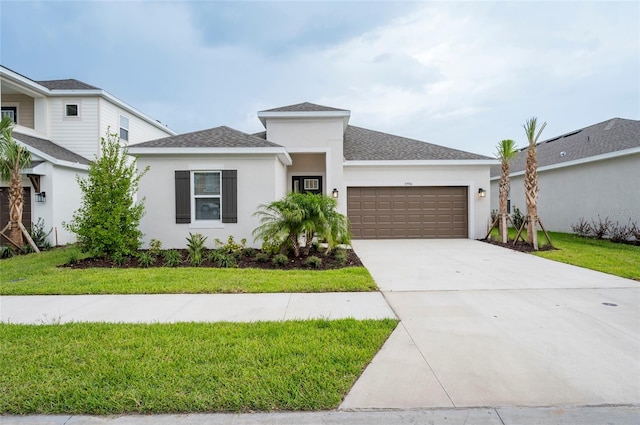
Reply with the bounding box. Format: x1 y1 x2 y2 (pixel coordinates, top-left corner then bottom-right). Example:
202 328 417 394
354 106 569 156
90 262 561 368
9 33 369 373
186 232 207 266
495 139 518 243
522 117 547 249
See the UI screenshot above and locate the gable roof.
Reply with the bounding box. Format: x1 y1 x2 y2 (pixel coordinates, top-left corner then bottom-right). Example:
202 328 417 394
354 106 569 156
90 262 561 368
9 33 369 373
490 118 640 177
344 125 492 161
130 126 284 149
259 102 349 113
37 79 100 90
13 132 90 166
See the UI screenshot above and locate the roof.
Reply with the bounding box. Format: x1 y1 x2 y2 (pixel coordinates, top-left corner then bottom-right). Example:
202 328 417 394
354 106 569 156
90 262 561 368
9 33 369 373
36 79 100 90
490 118 640 177
13 132 90 165
131 126 284 149
259 102 349 113
343 125 492 161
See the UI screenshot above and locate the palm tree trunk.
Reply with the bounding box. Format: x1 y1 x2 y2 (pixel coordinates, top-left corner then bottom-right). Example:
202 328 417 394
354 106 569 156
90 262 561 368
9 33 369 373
8 164 24 248
499 162 510 243
524 148 538 248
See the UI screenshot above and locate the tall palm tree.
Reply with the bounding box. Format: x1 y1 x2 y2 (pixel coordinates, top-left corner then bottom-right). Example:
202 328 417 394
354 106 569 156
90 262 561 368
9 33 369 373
0 116 32 249
522 117 546 250
495 139 518 243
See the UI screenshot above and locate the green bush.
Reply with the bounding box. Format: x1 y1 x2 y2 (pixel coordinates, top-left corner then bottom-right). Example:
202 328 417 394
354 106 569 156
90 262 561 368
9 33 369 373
334 248 347 265
305 255 322 268
28 218 52 251
137 251 154 268
209 249 237 268
255 252 269 263
110 252 126 267
148 239 163 257
162 250 182 267
272 253 288 267
214 236 246 259
63 130 148 258
242 247 256 257
186 233 207 267
0 246 15 259
66 248 80 265
511 206 524 230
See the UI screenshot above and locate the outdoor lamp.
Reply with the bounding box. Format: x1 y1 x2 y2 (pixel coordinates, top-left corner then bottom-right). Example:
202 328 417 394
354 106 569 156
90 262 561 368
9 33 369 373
478 188 486 198
36 191 46 203
332 188 339 198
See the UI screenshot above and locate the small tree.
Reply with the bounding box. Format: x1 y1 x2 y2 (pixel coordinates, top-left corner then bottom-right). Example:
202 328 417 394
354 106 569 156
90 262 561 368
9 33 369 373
64 130 148 258
496 139 518 243
522 117 546 250
0 116 33 250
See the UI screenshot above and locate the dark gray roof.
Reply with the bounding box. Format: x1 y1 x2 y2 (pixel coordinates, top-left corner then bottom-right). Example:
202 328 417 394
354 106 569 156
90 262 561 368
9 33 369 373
344 125 492 161
132 126 283 149
260 102 349 113
490 118 640 177
36 79 100 90
13 132 90 165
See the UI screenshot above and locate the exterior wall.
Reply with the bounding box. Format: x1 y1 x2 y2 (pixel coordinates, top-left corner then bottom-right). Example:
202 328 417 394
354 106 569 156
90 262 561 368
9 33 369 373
501 153 640 233
2 93 35 128
99 98 173 148
136 154 285 249
265 118 344 200
48 97 100 160
344 164 492 239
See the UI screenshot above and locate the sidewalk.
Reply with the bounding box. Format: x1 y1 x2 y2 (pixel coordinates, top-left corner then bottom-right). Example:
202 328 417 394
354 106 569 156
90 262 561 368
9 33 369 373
0 292 396 324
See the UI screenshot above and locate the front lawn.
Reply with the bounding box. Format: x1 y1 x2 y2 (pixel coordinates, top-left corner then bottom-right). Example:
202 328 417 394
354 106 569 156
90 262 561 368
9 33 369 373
0 247 377 295
0 319 398 414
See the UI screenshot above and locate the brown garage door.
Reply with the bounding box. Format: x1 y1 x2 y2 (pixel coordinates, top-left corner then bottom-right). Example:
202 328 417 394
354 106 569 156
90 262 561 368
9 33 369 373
0 187 32 246
347 186 468 239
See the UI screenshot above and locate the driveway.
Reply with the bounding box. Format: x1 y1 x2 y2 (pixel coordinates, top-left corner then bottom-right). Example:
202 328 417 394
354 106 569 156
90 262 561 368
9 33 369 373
341 239 640 409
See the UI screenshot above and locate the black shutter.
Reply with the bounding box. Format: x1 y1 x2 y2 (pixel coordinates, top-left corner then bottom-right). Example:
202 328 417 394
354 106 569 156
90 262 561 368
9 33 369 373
222 170 237 223
175 170 191 223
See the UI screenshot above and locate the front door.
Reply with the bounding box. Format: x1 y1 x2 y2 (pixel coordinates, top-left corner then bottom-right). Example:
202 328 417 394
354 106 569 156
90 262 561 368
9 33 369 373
292 176 323 195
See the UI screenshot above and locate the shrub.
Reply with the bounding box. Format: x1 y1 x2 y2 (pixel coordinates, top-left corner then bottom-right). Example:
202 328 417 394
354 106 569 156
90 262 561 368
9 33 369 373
630 221 640 242
214 236 247 259
67 248 80 265
242 247 256 257
255 252 269 263
137 251 154 268
571 217 593 237
334 248 347 265
610 221 632 243
272 253 288 267
590 216 612 239
305 255 322 269
0 246 15 259
63 130 148 258
510 206 524 230
28 218 52 251
111 252 126 267
186 233 207 267
163 250 182 267
209 249 237 268
148 239 163 257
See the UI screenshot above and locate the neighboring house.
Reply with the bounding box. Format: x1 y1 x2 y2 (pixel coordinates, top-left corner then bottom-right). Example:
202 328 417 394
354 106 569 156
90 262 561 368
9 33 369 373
130 102 495 248
0 65 175 246
490 118 640 233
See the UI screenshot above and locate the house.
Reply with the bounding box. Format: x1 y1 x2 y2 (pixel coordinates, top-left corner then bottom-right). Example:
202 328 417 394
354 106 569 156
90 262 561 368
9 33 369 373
0 65 175 246
130 102 495 248
490 118 640 233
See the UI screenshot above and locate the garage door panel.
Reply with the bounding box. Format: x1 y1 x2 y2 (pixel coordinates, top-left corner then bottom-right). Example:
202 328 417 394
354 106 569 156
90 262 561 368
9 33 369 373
348 186 468 239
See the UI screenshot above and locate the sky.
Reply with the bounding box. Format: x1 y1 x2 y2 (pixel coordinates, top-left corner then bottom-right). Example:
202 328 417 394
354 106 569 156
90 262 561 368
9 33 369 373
1 0 638 157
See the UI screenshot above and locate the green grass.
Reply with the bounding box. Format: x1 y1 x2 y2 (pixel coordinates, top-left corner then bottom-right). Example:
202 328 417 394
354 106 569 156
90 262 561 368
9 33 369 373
0 319 398 414
0 247 377 295
489 229 640 280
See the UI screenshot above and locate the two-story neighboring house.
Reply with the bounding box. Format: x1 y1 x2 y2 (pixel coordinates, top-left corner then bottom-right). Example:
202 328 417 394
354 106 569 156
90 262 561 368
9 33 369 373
0 65 175 246
130 103 495 248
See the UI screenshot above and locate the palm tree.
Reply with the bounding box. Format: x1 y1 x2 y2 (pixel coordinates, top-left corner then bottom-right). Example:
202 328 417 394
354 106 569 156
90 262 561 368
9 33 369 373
0 116 32 249
522 117 546 250
495 139 518 243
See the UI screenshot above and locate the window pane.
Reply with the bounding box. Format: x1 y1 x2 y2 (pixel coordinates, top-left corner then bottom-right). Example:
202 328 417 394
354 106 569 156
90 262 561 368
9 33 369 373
66 104 79 116
120 128 129 140
120 115 129 128
194 172 220 195
195 198 220 220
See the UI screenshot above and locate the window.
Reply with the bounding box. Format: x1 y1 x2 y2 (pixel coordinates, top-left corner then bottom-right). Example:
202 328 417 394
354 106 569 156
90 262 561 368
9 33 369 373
120 115 129 141
1 106 17 123
303 178 319 191
175 170 237 224
193 172 221 221
65 103 79 117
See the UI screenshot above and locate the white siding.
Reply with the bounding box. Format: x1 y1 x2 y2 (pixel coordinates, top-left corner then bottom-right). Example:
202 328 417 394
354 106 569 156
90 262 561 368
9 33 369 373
137 154 285 249
344 164 492 239
99 98 173 148
48 97 100 160
2 93 34 128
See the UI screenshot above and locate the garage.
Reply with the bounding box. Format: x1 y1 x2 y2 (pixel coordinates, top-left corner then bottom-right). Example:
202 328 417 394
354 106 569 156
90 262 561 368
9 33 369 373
347 186 468 239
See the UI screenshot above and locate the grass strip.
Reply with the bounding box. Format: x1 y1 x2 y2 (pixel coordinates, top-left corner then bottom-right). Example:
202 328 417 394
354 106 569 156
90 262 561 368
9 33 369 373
1 247 377 295
0 319 397 414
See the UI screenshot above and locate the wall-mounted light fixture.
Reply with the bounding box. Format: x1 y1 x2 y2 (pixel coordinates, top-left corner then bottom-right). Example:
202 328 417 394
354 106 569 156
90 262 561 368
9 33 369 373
332 188 339 199
36 191 46 203
478 188 486 199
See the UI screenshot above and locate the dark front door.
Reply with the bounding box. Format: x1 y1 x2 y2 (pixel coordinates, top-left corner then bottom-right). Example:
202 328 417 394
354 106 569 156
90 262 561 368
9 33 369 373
292 176 323 195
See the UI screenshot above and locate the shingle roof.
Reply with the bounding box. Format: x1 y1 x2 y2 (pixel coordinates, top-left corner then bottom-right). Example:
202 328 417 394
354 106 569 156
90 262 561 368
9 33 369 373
259 102 349 113
132 126 284 148
490 118 640 177
13 132 90 165
344 125 492 161
36 79 100 90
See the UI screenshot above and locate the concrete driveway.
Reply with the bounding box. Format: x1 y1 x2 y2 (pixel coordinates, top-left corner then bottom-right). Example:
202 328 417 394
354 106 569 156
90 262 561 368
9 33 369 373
341 239 640 409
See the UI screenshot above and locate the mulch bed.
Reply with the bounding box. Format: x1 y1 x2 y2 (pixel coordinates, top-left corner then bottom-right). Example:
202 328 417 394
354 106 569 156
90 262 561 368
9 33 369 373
481 238 556 253
65 249 363 271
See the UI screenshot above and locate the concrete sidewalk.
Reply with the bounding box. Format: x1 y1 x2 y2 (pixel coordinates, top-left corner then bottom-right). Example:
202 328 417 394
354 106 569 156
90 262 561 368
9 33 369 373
0 292 396 324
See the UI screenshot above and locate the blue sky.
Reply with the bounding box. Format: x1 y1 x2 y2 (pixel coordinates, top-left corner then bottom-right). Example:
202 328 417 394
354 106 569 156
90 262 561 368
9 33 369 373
1 1 638 156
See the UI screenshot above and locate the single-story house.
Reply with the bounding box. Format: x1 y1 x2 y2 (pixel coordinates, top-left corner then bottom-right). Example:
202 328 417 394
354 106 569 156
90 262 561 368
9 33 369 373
490 117 640 233
130 102 496 249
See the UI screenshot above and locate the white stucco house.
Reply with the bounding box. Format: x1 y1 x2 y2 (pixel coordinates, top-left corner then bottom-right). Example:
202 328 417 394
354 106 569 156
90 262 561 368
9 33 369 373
0 65 175 246
130 103 496 249
490 118 640 233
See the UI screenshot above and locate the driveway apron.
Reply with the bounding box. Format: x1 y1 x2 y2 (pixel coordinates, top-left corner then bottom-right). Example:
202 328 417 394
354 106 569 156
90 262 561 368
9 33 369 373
341 239 639 409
